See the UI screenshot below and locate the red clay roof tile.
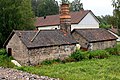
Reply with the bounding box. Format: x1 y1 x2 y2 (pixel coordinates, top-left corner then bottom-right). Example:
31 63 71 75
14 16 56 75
35 10 90 27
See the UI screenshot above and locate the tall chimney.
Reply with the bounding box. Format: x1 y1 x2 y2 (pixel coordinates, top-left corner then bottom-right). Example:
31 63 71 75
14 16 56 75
60 3 71 34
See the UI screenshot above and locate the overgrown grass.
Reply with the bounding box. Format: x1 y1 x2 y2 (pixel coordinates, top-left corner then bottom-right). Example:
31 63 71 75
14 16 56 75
17 44 120 79
106 44 120 55
0 48 15 68
17 56 120 80
1 44 120 79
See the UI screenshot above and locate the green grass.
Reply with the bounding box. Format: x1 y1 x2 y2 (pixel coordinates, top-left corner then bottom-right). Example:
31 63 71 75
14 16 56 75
17 56 120 80
0 48 15 68
117 42 120 45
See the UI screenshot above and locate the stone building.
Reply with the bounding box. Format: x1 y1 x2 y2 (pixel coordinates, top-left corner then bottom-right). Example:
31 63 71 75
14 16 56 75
72 28 117 50
4 4 77 66
4 3 117 66
4 30 77 65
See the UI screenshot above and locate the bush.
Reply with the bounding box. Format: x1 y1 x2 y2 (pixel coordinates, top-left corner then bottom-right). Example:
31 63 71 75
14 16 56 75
0 54 15 68
0 48 15 68
41 59 62 65
70 50 89 61
106 44 120 56
62 57 76 63
105 48 117 55
88 50 109 59
0 48 7 55
116 44 120 55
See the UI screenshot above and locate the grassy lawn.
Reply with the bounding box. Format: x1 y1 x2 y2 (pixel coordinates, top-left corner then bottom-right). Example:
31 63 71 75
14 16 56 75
17 55 120 80
117 42 120 45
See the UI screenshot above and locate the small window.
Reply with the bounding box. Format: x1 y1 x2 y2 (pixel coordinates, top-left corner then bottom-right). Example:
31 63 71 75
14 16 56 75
8 48 12 56
55 28 57 30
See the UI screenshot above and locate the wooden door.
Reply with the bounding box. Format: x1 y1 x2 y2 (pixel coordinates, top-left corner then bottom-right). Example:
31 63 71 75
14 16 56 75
8 48 12 56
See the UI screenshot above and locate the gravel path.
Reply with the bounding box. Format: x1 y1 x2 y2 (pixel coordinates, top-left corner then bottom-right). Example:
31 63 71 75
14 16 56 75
0 67 59 80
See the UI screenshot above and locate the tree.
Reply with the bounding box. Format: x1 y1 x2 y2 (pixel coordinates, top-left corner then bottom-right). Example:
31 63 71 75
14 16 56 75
97 15 117 29
31 0 39 16
32 0 59 17
112 0 120 34
70 0 83 12
61 0 70 4
0 0 35 48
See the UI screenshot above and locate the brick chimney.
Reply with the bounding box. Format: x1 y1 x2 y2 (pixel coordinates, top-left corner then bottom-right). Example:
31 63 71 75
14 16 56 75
60 3 71 34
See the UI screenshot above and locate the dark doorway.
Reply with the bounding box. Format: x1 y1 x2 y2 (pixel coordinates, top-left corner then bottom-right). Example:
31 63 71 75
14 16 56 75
8 48 12 56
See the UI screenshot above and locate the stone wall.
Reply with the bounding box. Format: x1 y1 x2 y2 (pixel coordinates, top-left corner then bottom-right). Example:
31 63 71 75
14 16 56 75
28 44 76 65
6 34 29 66
6 34 76 66
91 40 116 50
72 31 117 50
72 31 88 48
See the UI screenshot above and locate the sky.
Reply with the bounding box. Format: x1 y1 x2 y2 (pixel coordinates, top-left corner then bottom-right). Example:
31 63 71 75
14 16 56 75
56 0 114 16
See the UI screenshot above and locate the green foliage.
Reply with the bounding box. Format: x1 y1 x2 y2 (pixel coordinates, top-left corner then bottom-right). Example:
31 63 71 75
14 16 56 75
61 0 69 4
17 56 120 80
70 0 83 12
106 48 117 55
41 59 62 65
70 50 89 61
112 0 120 34
0 48 7 55
62 57 76 63
31 0 84 17
116 44 120 54
0 0 35 48
0 48 15 68
70 49 109 61
99 23 111 29
60 0 84 12
97 15 117 28
88 50 109 59
106 44 120 55
32 0 59 17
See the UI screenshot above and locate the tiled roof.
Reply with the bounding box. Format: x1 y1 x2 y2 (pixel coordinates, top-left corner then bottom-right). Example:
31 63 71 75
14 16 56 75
35 10 91 27
73 28 117 42
13 30 77 48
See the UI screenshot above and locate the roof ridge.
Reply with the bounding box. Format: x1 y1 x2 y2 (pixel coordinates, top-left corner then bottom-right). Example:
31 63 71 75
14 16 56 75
36 10 90 18
74 28 101 30
35 10 92 27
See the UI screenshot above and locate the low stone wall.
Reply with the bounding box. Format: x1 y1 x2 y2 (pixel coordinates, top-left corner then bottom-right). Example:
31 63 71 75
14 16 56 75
91 40 116 50
28 44 76 65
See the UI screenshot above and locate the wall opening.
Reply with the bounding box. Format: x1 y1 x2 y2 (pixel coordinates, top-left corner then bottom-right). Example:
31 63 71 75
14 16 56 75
8 48 12 56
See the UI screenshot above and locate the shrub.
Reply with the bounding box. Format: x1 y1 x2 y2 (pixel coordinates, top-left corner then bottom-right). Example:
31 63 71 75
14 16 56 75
41 59 62 65
70 50 89 61
116 44 120 55
88 50 109 59
0 48 7 55
62 57 76 63
0 54 15 68
106 44 120 56
0 48 15 68
105 48 117 55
